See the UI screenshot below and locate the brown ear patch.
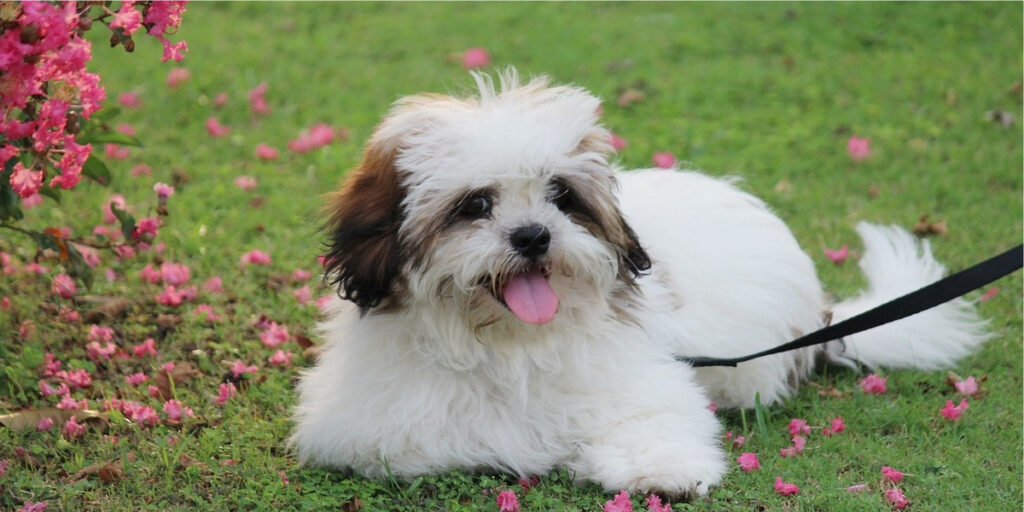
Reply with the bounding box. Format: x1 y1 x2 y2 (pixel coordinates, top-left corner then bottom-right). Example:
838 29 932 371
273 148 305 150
323 146 407 312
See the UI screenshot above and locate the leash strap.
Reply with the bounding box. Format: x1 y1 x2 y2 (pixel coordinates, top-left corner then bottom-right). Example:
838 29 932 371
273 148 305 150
677 244 1023 368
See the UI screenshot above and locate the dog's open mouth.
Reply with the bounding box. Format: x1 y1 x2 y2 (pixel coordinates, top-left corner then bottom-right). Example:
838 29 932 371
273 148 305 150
493 265 559 325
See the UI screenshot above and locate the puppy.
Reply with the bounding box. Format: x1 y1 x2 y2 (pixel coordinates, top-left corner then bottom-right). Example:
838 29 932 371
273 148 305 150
292 70 988 495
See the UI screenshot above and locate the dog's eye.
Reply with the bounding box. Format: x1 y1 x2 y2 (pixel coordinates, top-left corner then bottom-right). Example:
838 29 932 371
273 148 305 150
548 179 574 212
457 193 492 219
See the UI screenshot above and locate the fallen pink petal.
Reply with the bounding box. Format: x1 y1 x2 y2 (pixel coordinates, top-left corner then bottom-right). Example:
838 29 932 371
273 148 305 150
787 418 810 437
645 494 671 512
954 376 979 397
881 466 904 483
255 143 279 161
496 489 520 512
462 47 491 69
859 373 888 394
824 245 850 264
847 136 871 160
979 287 999 303
603 490 633 512
885 488 910 510
167 67 191 88
737 452 761 472
846 483 869 493
652 151 676 169
774 477 799 497
206 117 231 137
234 176 258 190
940 399 969 421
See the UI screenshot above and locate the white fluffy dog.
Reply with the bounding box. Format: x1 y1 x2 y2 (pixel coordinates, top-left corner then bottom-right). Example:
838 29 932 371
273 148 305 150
292 70 988 495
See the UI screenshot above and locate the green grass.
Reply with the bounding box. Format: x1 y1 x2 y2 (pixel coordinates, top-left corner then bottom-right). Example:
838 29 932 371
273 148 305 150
1 2 1021 510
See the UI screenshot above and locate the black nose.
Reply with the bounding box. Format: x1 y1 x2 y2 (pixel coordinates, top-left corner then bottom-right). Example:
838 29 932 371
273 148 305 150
510 224 551 259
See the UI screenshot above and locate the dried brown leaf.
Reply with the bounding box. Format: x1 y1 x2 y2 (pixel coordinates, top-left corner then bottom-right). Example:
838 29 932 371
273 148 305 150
74 459 124 484
178 453 209 472
303 345 324 360
294 332 315 350
912 215 949 237
81 296 134 323
151 361 201 400
341 497 364 512
156 313 183 329
616 89 646 108
0 408 107 431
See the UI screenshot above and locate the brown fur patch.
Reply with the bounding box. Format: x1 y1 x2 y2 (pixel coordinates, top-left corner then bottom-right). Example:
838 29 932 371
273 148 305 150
323 145 408 312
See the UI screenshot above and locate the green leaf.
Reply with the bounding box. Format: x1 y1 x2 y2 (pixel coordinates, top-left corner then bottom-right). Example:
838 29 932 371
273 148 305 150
82 155 112 186
90 106 122 123
38 183 61 203
0 156 23 221
65 242 94 290
111 202 136 240
77 130 144 147
753 392 769 442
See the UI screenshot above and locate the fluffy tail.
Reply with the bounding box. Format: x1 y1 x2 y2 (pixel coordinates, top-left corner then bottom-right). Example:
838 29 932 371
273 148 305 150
824 222 991 370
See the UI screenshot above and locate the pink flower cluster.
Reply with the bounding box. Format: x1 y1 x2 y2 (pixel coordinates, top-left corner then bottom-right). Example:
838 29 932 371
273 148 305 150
288 123 336 153
1 1 187 199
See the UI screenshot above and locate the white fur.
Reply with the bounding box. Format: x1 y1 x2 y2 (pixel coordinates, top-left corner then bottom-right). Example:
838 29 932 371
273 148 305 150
292 70 990 495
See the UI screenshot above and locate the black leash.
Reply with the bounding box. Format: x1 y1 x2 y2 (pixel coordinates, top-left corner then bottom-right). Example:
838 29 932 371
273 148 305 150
677 244 1023 368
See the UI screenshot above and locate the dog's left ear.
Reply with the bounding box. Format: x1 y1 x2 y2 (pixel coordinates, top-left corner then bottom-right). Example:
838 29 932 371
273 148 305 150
323 145 407 313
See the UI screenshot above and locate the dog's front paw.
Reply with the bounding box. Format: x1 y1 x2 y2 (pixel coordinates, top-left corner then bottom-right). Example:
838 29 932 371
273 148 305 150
570 415 727 496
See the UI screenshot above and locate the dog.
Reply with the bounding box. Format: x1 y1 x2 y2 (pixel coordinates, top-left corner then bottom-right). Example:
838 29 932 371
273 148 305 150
291 70 989 495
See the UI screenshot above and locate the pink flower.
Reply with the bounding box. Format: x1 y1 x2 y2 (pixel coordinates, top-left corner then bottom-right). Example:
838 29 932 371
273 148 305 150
773 477 799 497
787 418 810 437
940 399 969 421
17 501 47 512
62 368 92 388
859 373 888 394
279 470 290 486
105 143 130 160
131 164 152 177
88 325 115 342
43 353 62 376
118 92 142 109
22 193 43 209
881 466 904 483
231 360 258 378
52 273 76 299
213 92 229 107
885 488 910 510
293 269 312 281
57 395 86 410
288 123 336 153
954 376 979 397
167 67 191 88
194 304 221 323
260 322 290 347
737 452 761 472
234 176 258 190
9 162 42 198
779 435 807 458
206 117 231 137
86 341 117 361
163 399 194 422
651 152 675 169
603 490 632 512
216 382 237 405
609 132 627 151
133 216 162 240
462 47 491 69
125 372 148 386
154 182 175 200
204 276 224 293
139 263 161 283
847 136 871 161
293 285 312 305
109 3 143 35
133 338 158 357
248 82 271 115
63 416 86 439
823 416 846 436
241 249 272 266
644 494 671 512
316 295 332 312
160 262 191 286
824 245 849 264
148 385 161 398
37 417 55 431
255 143 279 161
496 489 520 512
979 287 999 303
117 123 136 137
156 285 184 307
39 380 57 397
707 401 718 413
268 350 293 366
161 361 176 373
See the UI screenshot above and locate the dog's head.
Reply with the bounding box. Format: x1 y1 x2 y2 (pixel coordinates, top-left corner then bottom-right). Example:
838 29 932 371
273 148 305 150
324 70 649 332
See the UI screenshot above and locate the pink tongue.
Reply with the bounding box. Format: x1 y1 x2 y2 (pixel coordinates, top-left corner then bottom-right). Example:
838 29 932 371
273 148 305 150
501 268 559 325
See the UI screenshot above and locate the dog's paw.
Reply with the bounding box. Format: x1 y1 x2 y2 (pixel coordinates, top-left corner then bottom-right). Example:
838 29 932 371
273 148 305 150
570 416 727 496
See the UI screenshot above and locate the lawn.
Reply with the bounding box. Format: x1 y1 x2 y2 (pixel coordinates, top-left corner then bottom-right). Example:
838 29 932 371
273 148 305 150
1 2 1021 511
